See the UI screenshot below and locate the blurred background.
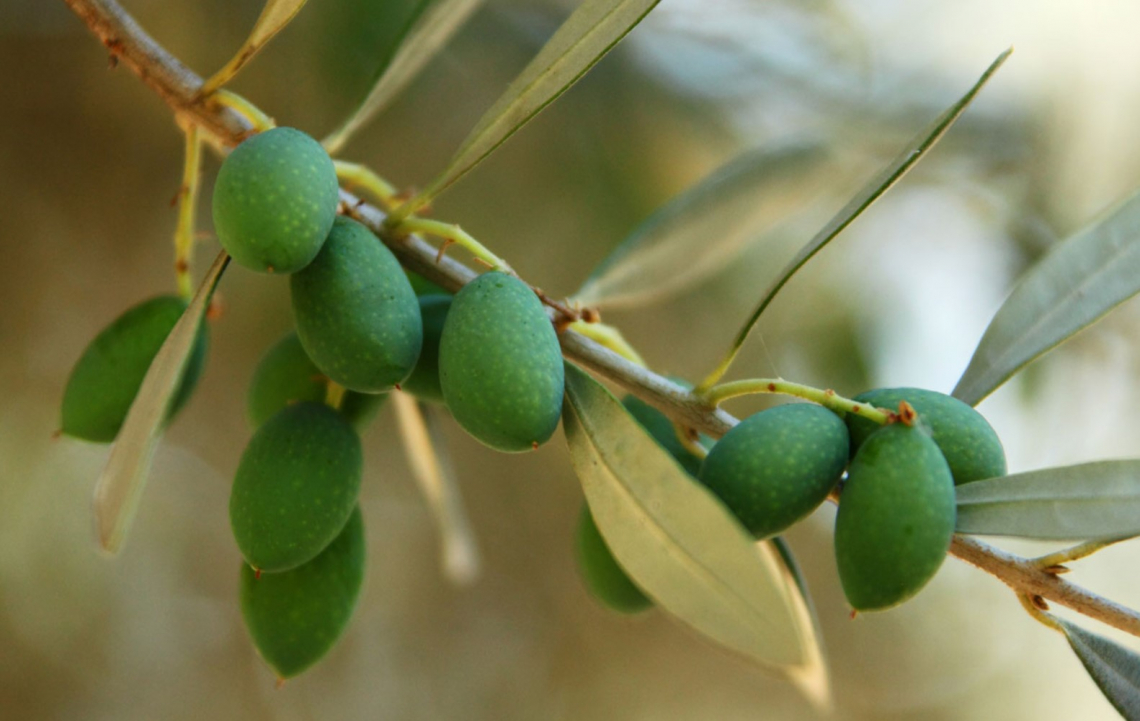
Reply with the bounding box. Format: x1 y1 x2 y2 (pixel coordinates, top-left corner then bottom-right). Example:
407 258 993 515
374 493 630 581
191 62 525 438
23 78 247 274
4 0 1140 718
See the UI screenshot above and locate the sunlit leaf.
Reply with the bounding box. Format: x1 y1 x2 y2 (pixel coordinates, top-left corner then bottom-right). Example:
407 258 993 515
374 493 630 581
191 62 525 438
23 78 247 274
200 0 309 96
322 0 483 156
767 536 831 710
953 190 1140 407
562 363 827 693
698 49 1011 390
955 460 1140 540
1060 619 1140 719
403 0 660 215
94 251 229 554
572 142 832 309
392 392 480 585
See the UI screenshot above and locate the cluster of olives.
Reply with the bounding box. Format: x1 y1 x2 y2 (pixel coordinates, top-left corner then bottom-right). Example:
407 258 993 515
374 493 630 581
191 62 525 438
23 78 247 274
578 387 1006 614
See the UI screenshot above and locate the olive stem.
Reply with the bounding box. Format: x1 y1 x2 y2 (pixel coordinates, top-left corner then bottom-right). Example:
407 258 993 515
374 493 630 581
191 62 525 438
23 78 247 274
207 90 275 133
390 217 514 274
703 379 892 424
1032 538 1129 570
333 161 399 210
173 123 202 300
324 381 347 411
1016 593 1064 634
564 320 645 366
65 0 1140 644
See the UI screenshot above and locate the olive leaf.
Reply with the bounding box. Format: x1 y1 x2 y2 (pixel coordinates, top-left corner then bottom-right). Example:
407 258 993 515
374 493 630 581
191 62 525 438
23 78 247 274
392 392 480 585
322 0 484 156
953 190 1140 407
562 363 829 701
954 460 1140 541
93 251 229 554
698 49 1011 390
1059 618 1140 720
199 0 310 96
400 0 661 216
572 142 833 310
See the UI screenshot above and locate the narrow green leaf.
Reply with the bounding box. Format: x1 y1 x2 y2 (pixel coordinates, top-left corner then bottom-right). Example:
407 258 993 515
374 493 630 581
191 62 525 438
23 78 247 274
562 363 828 692
407 0 660 213
767 536 831 711
572 142 832 309
1060 619 1140 720
322 0 484 156
392 392 480 585
200 0 310 96
94 251 229 554
703 49 1010 388
955 460 1140 541
953 190 1140 407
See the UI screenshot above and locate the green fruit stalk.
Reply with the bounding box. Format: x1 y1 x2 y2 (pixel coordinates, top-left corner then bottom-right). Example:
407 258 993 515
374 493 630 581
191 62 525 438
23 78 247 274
835 422 956 611
575 504 652 614
698 403 849 539
439 272 564 452
61 294 208 443
291 216 423 393
230 402 362 572
212 127 340 274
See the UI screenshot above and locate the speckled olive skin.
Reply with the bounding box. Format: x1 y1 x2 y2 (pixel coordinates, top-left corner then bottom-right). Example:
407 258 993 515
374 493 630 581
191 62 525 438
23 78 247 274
575 504 651 614
698 403 848 539
212 127 339 274
400 295 450 403
439 272 564 452
230 402 362 572
61 295 208 443
240 507 365 679
622 394 705 477
835 423 956 611
846 387 1006 485
291 217 423 393
246 332 386 432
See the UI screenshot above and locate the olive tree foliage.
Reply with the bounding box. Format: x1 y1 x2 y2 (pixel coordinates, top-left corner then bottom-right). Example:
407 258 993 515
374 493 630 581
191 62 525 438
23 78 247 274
60 0 1140 716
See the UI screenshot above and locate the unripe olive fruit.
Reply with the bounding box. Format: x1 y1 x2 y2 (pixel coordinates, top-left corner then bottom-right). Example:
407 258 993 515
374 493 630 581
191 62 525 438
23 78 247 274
212 127 339 274
247 332 386 432
575 504 652 614
439 271 564 452
241 506 365 679
61 295 208 443
698 403 849 539
400 295 450 403
621 394 704 477
291 216 423 393
230 402 362 572
846 387 1006 485
834 423 956 611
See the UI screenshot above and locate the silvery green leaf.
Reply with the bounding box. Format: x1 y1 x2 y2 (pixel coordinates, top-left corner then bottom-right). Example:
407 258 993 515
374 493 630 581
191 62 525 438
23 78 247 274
322 0 483 156
94 251 229 554
1060 619 1140 720
562 364 828 703
200 0 310 95
955 460 1140 541
953 190 1140 406
573 142 832 309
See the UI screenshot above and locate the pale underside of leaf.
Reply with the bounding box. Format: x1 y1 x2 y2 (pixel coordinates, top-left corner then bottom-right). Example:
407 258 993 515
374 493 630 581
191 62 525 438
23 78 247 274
322 0 484 156
704 49 1011 388
572 142 833 310
1060 619 1140 720
411 0 661 210
200 0 309 96
562 363 826 685
94 250 229 555
954 460 1140 541
952 189 1140 407
392 391 480 585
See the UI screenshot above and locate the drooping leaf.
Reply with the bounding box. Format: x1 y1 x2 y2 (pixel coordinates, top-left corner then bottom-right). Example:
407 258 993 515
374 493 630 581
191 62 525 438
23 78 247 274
698 49 1011 390
400 0 661 216
767 536 831 711
572 142 832 309
562 363 827 694
1060 618 1140 720
94 251 229 554
200 0 310 96
322 0 484 156
954 460 1140 541
953 190 1140 407
392 392 480 585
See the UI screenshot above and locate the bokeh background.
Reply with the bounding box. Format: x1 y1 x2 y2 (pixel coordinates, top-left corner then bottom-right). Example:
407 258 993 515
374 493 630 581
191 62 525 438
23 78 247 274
5 0 1140 718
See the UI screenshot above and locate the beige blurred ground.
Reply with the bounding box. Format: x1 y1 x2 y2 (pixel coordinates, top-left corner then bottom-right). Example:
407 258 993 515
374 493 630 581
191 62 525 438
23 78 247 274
5 0 1140 719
